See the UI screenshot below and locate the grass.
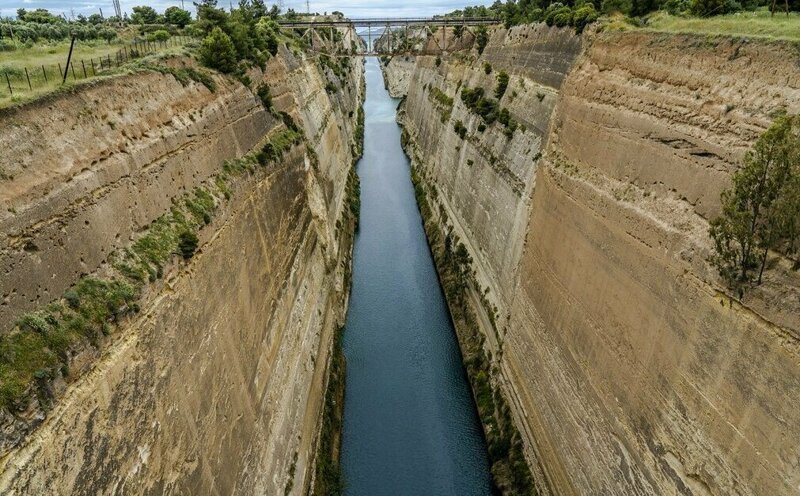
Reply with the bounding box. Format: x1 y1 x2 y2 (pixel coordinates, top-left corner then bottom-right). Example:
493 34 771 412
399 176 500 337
636 9 800 41
0 38 192 109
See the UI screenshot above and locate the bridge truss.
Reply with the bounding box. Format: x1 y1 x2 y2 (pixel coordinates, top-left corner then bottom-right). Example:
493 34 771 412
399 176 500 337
278 17 501 55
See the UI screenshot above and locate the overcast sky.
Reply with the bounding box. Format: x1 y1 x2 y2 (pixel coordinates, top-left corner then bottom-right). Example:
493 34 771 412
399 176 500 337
0 0 493 19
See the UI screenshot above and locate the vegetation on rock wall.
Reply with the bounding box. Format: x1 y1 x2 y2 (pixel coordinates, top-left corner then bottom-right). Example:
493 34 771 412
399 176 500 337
0 107 306 412
428 85 455 122
313 85 364 496
710 114 800 292
460 86 518 137
403 134 535 494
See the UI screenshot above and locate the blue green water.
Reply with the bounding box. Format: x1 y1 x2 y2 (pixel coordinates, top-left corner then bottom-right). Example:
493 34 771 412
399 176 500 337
339 57 492 495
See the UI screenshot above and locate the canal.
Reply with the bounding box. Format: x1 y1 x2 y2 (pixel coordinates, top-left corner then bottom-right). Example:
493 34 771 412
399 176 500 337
339 57 492 495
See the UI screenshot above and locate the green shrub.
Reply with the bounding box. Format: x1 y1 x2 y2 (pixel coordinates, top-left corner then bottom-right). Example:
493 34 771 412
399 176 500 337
200 27 237 74
475 26 489 54
483 62 492 74
178 231 199 259
690 0 741 16
494 71 509 99
257 83 273 110
573 4 599 32
151 30 171 42
601 0 633 14
454 120 468 139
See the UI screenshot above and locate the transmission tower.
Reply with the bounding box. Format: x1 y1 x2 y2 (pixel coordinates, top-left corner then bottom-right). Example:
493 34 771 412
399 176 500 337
306 0 310 14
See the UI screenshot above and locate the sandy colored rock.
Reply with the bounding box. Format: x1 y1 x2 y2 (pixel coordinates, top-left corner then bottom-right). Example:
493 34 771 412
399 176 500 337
388 25 800 495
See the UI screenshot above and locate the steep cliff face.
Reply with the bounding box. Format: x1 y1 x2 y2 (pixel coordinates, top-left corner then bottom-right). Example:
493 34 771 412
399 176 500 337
390 25 800 495
0 39 363 495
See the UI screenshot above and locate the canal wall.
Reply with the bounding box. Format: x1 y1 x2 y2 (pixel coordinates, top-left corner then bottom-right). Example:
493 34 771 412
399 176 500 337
389 25 800 495
0 35 364 494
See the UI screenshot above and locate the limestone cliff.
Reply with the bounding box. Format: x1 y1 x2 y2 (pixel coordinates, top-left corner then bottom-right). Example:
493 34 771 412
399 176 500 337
389 24 800 495
0 37 363 494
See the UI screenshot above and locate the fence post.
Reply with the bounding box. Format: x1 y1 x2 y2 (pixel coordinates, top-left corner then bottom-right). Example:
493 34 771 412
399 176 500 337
82 60 87 78
71 62 77 80
5 72 12 96
24 67 32 90
123 45 128 61
42 65 48 83
91 58 96 75
62 35 76 84
58 63 63 78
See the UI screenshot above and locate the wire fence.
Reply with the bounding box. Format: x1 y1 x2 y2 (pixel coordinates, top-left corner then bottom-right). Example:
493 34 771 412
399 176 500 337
0 35 194 99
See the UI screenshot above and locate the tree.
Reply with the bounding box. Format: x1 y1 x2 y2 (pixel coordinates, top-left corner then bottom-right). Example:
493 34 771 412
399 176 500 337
494 71 509 99
130 5 159 24
709 115 800 290
690 0 740 16
250 0 268 18
88 13 105 25
164 6 192 27
474 26 488 55
199 26 237 73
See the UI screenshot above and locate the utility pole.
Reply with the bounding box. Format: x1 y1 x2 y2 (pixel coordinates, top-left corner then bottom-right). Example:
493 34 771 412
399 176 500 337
306 0 309 14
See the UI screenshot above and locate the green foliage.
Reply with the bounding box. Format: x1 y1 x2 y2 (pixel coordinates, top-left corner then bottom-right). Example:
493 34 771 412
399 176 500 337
0 13 117 42
311 326 346 496
454 120 468 139
135 62 216 93
0 278 137 409
475 25 489 54
200 27 238 73
494 70 509 99
257 82 273 110
428 85 454 122
150 29 171 42
461 86 498 124
602 0 633 13
691 0 741 16
709 115 800 291
164 6 192 27
131 5 160 25
573 4 600 31
178 231 199 259
484 62 493 74
256 128 304 165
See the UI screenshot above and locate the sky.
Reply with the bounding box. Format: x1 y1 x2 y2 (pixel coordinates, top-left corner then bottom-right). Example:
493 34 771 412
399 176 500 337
0 0 494 20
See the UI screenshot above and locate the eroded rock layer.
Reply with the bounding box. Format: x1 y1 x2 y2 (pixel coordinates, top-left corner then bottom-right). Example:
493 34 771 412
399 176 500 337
0 41 363 494
389 25 800 495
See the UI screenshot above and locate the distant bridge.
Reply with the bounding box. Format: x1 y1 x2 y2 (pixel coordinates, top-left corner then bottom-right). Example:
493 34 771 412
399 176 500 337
277 17 501 55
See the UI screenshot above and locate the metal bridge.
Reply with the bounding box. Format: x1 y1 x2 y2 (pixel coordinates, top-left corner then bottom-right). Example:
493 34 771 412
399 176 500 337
277 17 501 55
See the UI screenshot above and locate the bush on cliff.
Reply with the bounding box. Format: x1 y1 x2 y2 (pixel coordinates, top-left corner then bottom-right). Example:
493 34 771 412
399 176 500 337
178 231 199 259
710 114 800 292
200 27 237 73
494 71 509 99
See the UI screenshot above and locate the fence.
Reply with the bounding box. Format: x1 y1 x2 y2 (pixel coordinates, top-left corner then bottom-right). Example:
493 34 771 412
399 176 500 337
0 35 194 99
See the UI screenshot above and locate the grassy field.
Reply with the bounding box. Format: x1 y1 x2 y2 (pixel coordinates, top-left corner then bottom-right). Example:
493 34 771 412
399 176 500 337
0 36 189 109
642 9 800 41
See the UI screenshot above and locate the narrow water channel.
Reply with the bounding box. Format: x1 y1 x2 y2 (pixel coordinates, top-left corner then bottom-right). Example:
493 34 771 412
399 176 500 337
340 58 492 495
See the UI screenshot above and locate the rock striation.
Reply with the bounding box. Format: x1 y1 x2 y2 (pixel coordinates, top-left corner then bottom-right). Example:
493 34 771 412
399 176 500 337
388 24 800 495
0 38 363 494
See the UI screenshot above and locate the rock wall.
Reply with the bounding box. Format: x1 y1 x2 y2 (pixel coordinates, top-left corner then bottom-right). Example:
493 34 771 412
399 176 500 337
391 24 800 495
0 40 363 495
